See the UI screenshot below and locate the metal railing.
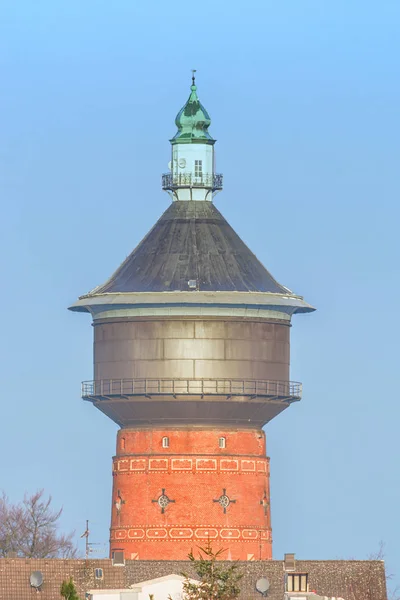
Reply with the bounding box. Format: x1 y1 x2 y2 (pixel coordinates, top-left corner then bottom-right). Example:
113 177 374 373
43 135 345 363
81 378 302 402
162 172 223 191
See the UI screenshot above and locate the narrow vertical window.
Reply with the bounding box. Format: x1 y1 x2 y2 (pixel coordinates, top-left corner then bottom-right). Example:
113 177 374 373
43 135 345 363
219 437 226 449
162 436 169 448
300 575 307 591
286 574 308 593
195 160 203 178
121 437 125 451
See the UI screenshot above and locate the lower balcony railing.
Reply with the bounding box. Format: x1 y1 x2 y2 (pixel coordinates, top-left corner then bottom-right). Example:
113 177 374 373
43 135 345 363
162 172 223 191
81 378 302 402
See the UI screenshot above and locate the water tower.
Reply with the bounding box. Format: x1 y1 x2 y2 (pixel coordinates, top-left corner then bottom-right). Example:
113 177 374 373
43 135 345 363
69 76 314 561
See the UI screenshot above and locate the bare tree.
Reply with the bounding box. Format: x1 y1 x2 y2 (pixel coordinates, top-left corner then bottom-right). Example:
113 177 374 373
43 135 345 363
0 490 78 558
344 542 398 600
389 587 400 600
370 542 400 600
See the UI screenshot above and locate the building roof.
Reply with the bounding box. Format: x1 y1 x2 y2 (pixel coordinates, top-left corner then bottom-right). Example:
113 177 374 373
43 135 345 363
0 557 388 600
87 201 291 296
125 559 388 600
0 559 125 600
171 78 214 144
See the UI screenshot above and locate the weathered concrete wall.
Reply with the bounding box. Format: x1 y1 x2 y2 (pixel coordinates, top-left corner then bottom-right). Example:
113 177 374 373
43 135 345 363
93 318 290 382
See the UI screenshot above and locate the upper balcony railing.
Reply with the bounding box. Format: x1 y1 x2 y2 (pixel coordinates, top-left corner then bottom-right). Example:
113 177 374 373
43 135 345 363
82 378 302 403
162 172 223 192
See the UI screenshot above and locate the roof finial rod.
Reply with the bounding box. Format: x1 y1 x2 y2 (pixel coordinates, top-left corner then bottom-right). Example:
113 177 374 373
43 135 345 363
191 69 197 87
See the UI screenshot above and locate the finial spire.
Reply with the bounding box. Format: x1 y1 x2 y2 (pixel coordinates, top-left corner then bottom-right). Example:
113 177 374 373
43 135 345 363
171 74 214 146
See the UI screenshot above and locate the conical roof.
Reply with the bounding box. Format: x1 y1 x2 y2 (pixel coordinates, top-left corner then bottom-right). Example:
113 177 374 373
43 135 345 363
91 201 290 294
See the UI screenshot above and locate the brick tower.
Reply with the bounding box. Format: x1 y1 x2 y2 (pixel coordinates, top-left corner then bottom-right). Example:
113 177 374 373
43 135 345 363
69 76 314 561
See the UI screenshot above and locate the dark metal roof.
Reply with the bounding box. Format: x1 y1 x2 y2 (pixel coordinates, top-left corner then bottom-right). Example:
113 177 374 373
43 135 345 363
93 201 289 294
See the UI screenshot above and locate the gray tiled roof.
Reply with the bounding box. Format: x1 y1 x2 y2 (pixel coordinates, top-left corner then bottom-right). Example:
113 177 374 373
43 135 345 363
92 201 289 294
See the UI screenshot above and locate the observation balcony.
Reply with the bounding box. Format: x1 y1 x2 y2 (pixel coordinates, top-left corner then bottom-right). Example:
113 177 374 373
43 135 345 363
162 172 223 192
82 378 302 402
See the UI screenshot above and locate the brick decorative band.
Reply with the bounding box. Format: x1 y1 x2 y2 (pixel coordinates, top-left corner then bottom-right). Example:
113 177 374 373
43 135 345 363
111 526 272 542
113 456 269 475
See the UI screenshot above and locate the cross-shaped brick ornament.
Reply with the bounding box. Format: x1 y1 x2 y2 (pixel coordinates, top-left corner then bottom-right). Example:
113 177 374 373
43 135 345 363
213 488 236 514
260 490 269 516
115 490 125 513
152 489 175 514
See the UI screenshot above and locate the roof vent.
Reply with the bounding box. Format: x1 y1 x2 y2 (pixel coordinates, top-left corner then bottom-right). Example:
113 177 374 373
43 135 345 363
30 571 44 589
188 279 197 289
284 553 296 571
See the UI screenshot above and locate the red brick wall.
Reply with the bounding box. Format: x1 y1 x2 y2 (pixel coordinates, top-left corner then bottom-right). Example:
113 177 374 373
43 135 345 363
110 428 272 560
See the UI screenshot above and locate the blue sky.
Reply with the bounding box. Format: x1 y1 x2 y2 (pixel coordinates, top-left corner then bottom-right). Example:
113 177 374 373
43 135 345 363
1 0 399 591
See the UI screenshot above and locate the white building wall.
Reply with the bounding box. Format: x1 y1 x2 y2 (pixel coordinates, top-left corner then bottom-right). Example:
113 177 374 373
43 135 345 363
138 577 186 600
170 143 215 200
88 575 198 600
88 591 138 600
172 143 214 178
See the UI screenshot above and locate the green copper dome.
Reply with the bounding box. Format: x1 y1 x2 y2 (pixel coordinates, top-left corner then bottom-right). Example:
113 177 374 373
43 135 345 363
171 79 215 145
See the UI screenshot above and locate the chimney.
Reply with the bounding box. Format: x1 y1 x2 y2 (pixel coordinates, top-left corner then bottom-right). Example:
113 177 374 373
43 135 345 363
284 553 296 571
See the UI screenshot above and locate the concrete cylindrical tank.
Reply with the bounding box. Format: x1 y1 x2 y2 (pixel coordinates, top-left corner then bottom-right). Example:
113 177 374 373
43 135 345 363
94 318 290 383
